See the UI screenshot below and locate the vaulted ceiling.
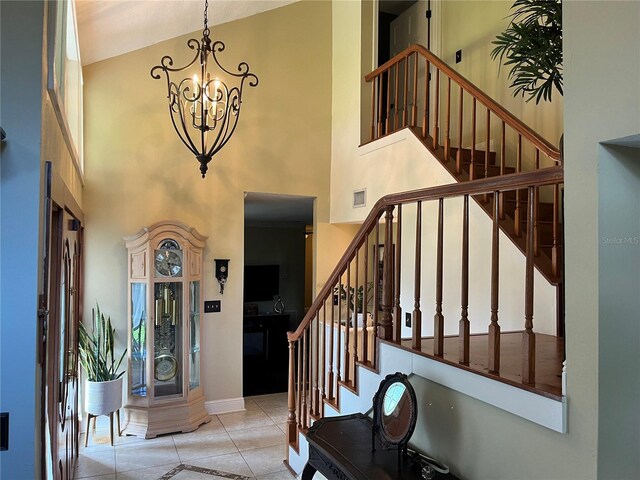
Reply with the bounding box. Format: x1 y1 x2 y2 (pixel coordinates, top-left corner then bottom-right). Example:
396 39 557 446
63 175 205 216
76 0 298 65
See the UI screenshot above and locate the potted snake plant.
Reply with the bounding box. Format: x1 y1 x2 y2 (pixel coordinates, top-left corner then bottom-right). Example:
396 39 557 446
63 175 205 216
79 304 127 416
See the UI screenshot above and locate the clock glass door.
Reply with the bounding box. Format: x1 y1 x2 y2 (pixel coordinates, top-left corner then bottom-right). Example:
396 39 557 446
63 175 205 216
189 281 201 390
130 283 147 396
153 282 183 398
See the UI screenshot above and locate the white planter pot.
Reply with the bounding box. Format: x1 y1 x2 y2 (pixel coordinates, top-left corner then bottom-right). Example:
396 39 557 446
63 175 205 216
85 378 123 416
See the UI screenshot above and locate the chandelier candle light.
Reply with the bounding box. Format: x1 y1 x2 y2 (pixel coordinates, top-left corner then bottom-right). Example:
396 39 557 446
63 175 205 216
151 0 258 178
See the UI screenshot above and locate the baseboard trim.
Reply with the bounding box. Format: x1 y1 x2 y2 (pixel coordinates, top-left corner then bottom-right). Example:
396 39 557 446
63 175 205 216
204 397 245 415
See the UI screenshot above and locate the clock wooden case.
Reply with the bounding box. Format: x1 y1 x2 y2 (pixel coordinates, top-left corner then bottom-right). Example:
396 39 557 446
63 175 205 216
122 220 209 438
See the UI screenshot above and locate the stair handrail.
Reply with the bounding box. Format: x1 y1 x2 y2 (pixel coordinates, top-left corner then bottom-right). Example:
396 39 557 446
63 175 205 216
288 166 563 343
365 44 561 162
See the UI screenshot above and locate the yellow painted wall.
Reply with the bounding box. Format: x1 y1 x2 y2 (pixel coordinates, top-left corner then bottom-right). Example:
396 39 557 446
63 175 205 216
83 0 332 403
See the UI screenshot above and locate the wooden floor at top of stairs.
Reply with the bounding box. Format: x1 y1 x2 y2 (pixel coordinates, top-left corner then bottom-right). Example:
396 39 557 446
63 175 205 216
390 331 563 400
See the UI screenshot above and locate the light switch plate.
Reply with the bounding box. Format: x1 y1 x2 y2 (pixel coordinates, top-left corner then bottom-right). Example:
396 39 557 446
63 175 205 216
204 301 221 313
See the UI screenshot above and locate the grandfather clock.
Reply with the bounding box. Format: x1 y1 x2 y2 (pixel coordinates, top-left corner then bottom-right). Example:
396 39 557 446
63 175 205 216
122 220 209 438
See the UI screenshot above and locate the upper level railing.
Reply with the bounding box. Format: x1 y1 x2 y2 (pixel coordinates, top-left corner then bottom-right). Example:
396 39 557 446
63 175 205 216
364 44 561 176
285 166 564 449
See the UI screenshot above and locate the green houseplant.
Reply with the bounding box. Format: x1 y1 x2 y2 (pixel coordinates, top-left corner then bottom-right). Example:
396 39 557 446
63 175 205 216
491 0 563 104
79 304 127 416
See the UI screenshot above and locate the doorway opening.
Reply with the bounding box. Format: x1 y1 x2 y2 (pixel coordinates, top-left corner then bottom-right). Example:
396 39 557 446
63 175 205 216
242 193 314 397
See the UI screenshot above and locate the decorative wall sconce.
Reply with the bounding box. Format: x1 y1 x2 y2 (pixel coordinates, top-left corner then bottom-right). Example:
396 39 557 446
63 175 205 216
214 259 229 294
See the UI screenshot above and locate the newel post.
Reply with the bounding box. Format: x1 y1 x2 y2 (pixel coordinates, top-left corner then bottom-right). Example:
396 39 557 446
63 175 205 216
379 206 395 341
286 338 297 446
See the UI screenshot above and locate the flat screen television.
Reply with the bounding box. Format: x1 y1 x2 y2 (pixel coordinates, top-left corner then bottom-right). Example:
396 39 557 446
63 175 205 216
244 264 280 302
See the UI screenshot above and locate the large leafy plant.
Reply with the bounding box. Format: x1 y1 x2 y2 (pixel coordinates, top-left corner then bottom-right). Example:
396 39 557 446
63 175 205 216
491 0 563 104
79 304 127 382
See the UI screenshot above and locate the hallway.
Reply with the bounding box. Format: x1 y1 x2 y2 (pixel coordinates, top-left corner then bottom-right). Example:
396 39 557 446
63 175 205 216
76 393 295 479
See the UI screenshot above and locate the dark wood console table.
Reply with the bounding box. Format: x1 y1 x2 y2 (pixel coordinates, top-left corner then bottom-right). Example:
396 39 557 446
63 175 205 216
303 413 458 480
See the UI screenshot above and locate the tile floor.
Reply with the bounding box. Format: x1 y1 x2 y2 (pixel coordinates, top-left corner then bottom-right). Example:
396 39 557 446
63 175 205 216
76 393 296 480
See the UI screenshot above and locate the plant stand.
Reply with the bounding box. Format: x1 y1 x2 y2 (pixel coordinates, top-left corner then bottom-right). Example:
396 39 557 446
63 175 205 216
84 409 122 447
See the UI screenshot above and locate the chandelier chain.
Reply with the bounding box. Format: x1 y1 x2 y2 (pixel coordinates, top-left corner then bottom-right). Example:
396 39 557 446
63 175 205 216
204 0 208 32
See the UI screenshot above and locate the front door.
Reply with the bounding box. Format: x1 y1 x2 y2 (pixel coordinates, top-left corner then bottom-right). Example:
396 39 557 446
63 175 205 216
44 194 82 479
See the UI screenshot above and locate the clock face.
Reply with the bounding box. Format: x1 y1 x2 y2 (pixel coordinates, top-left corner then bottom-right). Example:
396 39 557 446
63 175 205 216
155 250 183 277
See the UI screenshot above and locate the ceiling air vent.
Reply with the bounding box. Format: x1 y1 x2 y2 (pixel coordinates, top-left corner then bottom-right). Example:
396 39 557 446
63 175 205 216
353 189 366 208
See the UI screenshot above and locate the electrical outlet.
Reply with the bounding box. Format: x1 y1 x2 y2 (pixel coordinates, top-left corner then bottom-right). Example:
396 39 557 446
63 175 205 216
405 312 411 327
204 300 221 313
456 49 462 64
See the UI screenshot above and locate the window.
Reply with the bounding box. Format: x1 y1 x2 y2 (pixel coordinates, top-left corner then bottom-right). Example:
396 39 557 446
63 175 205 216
47 0 84 174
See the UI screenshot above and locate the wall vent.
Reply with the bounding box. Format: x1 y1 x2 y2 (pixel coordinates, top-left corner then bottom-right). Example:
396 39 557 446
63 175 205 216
353 189 366 208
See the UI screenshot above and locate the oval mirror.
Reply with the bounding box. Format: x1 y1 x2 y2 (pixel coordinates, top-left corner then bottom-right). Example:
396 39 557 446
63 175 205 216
373 372 417 449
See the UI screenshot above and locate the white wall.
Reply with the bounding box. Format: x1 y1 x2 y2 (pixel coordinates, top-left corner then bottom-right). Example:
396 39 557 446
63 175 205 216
563 1 640 478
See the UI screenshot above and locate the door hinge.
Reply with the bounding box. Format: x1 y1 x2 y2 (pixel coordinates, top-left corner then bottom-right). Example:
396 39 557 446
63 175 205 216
426 9 432 19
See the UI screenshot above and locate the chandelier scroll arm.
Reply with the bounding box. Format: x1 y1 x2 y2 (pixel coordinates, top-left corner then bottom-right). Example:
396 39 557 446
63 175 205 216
208 90 241 158
169 101 199 156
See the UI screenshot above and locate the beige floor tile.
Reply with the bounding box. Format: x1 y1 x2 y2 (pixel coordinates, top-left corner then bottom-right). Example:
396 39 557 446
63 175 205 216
174 430 238 461
187 451 254 476
172 471 213 480
115 462 180 480
243 398 262 411
114 436 179 472
218 409 275 432
250 393 288 409
240 444 287 476
75 448 115 478
227 424 285 451
259 405 289 424
75 475 115 480
256 470 296 479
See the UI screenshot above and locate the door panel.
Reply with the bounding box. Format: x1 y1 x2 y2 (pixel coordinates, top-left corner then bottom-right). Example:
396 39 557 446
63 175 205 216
45 206 82 480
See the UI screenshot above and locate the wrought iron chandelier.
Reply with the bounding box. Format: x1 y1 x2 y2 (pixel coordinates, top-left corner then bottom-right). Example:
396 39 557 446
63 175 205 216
151 0 258 178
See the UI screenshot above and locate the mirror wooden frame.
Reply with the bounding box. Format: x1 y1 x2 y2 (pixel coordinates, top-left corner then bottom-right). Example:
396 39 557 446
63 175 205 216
371 371 418 464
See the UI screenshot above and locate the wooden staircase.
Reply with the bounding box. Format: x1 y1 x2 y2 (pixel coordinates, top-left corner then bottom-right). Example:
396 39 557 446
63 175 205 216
285 44 564 464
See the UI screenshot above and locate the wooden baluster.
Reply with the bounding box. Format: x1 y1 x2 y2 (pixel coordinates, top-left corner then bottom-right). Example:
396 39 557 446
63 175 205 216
344 262 351 386
434 198 445 357
484 108 491 204
336 280 342 387
362 235 369 364
395 64 400 132
412 201 422 350
488 191 501 373
445 77 451 161
377 75 384 138
380 206 395 341
297 337 302 428
321 301 326 404
459 195 470 365
523 186 536 384
287 339 297 445
373 221 380 367
412 53 418 126
403 57 409 127
552 183 560 276
308 329 313 421
534 150 540 256
456 86 463 173
432 69 440 150
393 205 402 343
514 135 522 237
328 286 335 401
470 98 477 180
370 76 376 141
302 330 308 429
499 121 506 219
386 70 391 134
313 311 320 416
353 250 359 380
422 60 430 138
